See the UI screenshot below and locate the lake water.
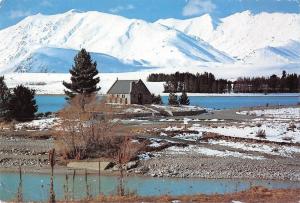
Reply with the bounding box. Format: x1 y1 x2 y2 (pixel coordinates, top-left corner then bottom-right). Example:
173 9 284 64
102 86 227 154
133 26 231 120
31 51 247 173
36 95 66 113
0 171 299 202
36 95 299 112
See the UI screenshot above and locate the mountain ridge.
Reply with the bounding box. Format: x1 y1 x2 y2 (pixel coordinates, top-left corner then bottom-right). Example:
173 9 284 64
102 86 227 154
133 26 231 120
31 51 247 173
0 10 299 74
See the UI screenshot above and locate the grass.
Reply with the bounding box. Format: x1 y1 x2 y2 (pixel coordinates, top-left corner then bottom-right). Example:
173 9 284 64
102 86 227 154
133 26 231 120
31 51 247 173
54 186 300 203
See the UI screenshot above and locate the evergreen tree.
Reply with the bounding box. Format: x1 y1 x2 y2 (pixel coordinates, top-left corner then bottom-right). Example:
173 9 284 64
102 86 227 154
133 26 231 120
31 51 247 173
168 92 178 105
63 49 100 102
0 76 11 120
179 91 190 105
8 85 37 121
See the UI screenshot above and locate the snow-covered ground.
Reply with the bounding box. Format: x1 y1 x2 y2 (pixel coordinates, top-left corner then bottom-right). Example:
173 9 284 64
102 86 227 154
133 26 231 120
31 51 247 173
3 72 164 95
154 107 300 160
189 121 300 143
164 145 265 160
208 140 300 158
15 117 60 131
237 107 300 119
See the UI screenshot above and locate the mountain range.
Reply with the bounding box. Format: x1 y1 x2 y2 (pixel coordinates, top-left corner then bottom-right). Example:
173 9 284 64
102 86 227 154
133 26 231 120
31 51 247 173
0 9 299 75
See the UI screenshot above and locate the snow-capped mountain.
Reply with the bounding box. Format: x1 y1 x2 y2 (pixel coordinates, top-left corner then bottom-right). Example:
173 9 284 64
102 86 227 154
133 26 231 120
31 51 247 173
0 10 233 73
0 10 299 74
241 40 300 65
157 11 300 59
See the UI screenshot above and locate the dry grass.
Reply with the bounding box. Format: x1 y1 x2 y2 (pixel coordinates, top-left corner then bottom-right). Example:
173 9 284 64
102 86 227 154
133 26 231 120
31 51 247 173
56 186 300 203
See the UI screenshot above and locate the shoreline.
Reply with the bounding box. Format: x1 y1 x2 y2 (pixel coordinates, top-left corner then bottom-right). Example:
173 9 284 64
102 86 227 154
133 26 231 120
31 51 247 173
1 166 300 184
0 105 299 182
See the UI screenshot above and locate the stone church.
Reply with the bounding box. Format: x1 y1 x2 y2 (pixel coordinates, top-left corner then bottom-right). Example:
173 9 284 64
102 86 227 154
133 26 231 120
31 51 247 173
106 79 152 105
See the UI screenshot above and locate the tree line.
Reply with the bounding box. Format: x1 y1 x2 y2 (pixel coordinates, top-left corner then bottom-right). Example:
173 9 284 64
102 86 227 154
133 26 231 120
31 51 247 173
234 71 299 93
148 72 232 93
147 71 300 93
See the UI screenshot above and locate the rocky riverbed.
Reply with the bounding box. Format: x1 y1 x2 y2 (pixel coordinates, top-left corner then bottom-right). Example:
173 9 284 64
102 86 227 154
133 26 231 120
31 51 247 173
0 135 53 168
134 154 300 181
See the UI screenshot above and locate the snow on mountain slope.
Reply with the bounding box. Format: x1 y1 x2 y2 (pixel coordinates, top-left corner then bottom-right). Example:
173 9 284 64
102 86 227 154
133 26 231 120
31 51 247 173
241 40 300 65
0 10 233 73
157 11 300 59
14 47 155 73
156 14 220 42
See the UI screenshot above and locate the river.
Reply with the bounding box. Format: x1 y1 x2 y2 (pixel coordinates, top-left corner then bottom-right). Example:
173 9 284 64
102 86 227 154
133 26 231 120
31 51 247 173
0 171 299 202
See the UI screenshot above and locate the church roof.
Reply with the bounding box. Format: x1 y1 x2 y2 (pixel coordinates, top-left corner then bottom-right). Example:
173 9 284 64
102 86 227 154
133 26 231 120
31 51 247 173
107 80 139 94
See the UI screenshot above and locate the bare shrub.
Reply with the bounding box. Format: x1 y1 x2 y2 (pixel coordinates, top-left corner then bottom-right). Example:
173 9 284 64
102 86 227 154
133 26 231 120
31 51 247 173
57 94 124 160
256 129 266 138
287 123 296 132
116 136 143 196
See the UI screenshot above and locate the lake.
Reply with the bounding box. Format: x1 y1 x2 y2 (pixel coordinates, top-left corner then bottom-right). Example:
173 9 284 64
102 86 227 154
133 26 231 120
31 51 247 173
36 95 299 112
0 171 299 202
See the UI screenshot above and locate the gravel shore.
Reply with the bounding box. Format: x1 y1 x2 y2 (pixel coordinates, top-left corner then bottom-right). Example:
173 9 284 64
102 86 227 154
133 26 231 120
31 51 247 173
136 154 300 181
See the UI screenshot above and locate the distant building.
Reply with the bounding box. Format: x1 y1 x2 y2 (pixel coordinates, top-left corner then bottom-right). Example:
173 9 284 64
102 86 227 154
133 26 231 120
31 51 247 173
106 79 152 105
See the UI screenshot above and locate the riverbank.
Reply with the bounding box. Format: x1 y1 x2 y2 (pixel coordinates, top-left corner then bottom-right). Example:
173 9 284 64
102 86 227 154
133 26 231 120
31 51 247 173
0 105 299 182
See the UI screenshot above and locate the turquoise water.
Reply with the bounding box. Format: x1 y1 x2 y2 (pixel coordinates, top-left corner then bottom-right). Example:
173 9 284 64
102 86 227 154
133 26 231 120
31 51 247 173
162 95 299 110
0 172 299 202
36 95 66 113
36 95 299 112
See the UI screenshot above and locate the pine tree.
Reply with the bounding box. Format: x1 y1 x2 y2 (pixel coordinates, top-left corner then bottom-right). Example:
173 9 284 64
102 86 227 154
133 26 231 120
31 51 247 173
8 85 38 121
0 76 11 120
168 92 178 105
179 91 190 105
63 49 100 103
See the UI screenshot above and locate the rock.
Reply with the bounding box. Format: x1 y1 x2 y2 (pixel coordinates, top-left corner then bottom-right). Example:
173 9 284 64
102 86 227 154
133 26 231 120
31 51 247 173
135 166 149 174
126 161 138 170
151 173 157 177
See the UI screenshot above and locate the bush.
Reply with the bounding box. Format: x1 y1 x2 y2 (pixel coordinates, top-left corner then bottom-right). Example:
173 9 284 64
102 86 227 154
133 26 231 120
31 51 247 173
256 129 266 138
7 85 38 121
168 92 178 105
179 91 190 105
287 123 296 131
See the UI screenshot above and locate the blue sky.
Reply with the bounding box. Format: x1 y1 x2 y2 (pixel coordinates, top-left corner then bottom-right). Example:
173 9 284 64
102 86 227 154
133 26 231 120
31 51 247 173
0 0 299 29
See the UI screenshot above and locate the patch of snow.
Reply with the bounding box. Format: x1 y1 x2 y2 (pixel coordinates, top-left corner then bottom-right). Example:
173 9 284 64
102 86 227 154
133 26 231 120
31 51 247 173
209 140 300 157
190 120 300 143
165 126 184 131
15 117 60 131
138 152 152 160
165 145 264 160
149 141 162 148
237 107 300 119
